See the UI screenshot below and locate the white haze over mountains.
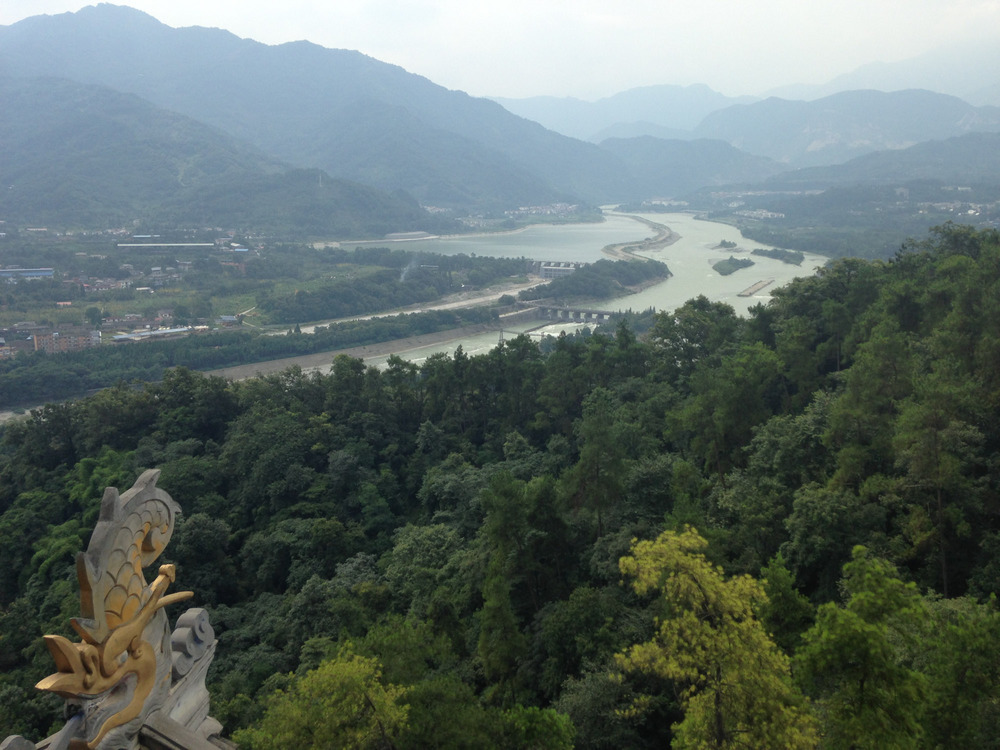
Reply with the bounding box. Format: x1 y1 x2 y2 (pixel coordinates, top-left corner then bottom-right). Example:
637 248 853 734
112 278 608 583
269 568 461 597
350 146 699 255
765 38 1000 106
1 0 999 102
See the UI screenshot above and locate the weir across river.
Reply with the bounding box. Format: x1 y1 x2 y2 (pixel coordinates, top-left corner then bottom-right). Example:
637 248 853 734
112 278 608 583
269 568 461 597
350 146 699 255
499 304 616 325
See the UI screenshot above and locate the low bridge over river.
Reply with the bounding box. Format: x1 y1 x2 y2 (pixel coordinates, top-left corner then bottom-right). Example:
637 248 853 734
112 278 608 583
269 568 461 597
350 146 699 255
531 304 615 322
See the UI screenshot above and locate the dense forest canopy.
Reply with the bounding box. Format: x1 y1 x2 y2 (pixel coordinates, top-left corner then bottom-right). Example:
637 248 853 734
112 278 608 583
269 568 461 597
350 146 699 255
2 224 999 747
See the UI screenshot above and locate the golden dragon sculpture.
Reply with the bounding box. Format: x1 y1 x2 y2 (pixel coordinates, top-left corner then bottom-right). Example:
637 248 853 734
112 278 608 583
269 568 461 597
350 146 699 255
34 469 193 750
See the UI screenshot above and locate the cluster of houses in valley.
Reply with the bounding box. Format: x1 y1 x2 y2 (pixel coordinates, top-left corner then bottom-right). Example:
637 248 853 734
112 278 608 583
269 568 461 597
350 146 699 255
0 318 211 359
0 237 256 359
0 312 245 359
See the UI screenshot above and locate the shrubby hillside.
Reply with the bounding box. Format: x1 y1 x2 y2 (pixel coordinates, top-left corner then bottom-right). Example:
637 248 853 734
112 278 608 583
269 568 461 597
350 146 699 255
2 223 1000 747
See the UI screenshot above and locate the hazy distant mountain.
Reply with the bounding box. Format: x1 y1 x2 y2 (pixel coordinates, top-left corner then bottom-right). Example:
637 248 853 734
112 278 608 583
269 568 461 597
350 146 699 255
694 89 1000 167
289 98 570 208
493 84 750 141
766 39 1000 106
0 4 629 209
589 122 695 142
968 81 1000 109
598 137 782 198
765 132 1000 189
0 76 444 236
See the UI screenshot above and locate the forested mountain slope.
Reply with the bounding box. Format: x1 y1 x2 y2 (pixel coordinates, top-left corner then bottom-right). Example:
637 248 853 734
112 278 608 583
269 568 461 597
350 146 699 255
0 76 446 236
2 224 999 746
765 131 1000 188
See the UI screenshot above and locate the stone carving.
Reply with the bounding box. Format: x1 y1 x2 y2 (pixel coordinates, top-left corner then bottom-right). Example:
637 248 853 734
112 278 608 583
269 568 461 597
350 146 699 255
3 470 225 750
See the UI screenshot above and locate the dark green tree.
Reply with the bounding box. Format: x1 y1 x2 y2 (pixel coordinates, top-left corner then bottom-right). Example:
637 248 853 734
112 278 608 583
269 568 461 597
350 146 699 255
795 547 928 749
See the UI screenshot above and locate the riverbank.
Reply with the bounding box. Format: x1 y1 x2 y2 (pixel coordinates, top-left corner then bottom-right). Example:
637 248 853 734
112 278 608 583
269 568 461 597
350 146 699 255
204 322 502 381
0 211 827 424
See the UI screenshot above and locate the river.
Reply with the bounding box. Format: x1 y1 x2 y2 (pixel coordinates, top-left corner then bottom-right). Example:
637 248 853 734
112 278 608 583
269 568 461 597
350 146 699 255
342 211 827 369
351 211 825 315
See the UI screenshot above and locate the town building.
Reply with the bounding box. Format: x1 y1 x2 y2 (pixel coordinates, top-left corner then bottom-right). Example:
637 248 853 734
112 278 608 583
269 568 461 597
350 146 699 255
32 328 101 354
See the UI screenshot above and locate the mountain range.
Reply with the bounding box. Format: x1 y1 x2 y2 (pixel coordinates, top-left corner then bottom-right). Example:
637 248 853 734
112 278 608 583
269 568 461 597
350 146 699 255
0 76 447 237
764 131 1000 189
2 4 1000 235
498 86 1000 168
0 4 628 211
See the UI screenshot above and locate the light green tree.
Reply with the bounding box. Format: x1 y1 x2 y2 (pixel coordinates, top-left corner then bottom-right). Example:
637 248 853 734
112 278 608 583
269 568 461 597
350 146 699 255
616 527 818 749
233 648 408 750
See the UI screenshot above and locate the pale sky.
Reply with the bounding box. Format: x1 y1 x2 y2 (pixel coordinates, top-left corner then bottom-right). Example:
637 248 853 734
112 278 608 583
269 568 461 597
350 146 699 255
2 0 999 99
